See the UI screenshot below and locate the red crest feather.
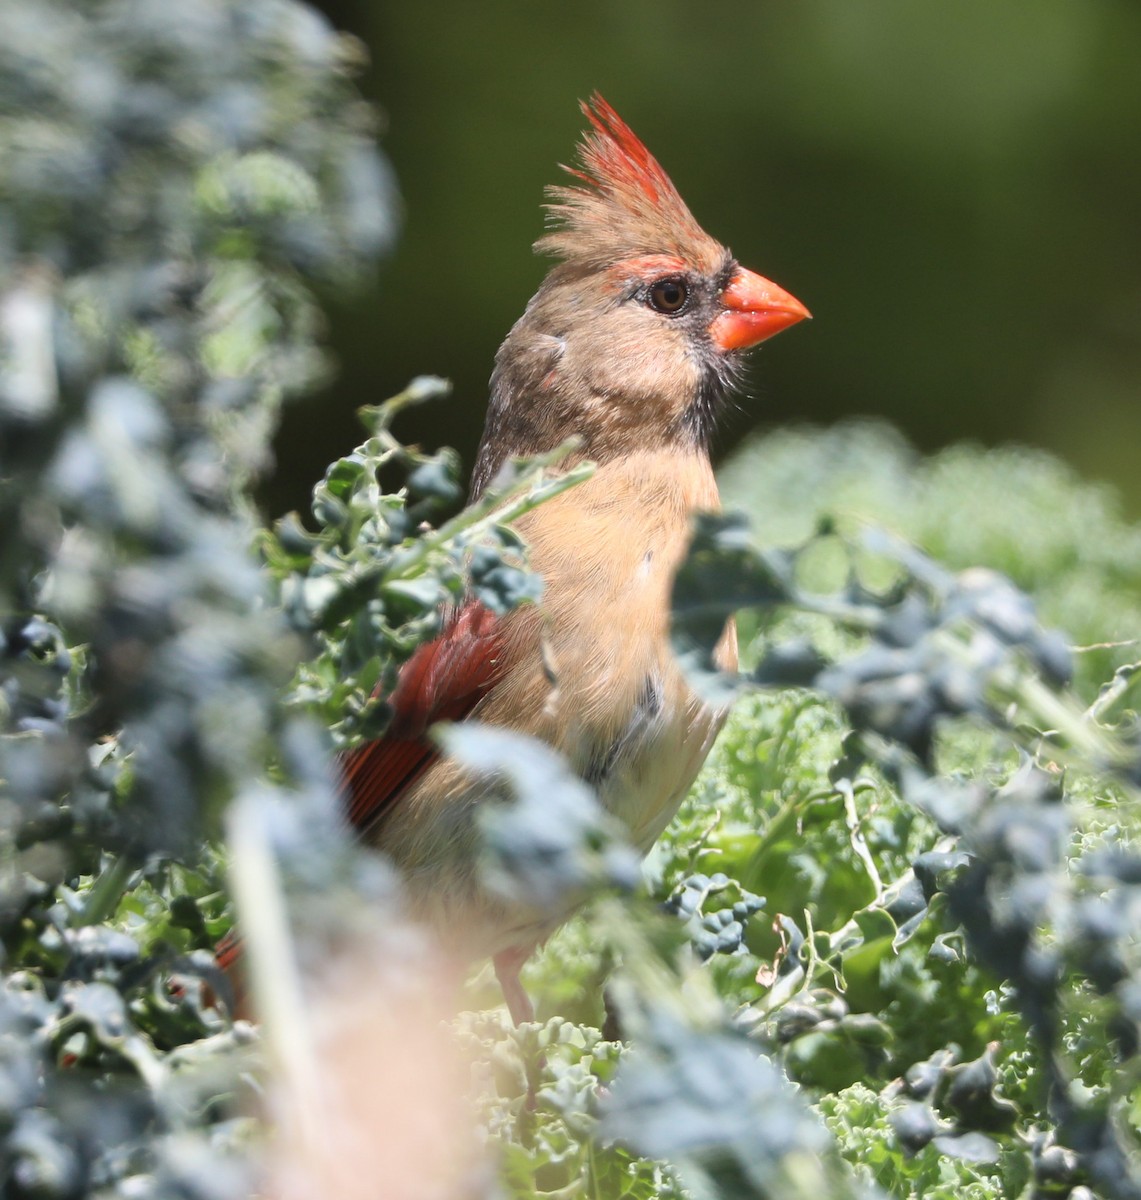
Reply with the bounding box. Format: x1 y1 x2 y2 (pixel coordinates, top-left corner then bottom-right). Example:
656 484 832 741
571 95 676 207
536 93 723 272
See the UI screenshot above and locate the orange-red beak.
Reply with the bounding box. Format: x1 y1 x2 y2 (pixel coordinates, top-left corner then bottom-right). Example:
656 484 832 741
709 266 811 352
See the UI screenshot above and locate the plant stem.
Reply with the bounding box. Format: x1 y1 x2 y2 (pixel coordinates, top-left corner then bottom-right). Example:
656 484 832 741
72 852 138 927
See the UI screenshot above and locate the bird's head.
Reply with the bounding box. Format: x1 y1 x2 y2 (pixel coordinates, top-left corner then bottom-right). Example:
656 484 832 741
475 95 809 494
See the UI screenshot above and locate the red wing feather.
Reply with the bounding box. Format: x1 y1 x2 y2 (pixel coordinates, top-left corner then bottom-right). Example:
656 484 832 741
342 600 507 834
213 602 506 1003
215 930 242 971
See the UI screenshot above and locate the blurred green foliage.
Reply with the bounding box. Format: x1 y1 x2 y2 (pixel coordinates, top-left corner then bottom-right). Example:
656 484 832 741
718 422 1141 699
0 0 392 1193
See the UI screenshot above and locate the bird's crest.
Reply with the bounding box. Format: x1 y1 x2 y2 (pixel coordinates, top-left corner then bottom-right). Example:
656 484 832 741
536 94 724 272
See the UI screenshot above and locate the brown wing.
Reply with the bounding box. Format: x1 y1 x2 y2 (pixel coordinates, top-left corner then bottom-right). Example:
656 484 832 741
342 599 507 836
213 600 507 1011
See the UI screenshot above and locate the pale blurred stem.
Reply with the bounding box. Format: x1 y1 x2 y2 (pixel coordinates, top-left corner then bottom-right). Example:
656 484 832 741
226 793 322 1146
72 852 138 927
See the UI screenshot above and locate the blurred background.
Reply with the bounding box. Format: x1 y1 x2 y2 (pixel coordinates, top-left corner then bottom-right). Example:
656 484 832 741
267 0 1140 518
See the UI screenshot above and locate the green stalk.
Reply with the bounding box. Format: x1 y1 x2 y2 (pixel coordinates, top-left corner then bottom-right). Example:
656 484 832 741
72 852 138 928
384 440 594 582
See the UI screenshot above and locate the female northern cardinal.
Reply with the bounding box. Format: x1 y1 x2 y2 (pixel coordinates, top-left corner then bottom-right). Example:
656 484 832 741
338 96 809 1023
220 96 808 1023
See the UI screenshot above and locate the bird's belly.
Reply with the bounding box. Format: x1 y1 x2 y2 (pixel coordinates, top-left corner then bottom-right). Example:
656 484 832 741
379 448 737 958
394 695 724 961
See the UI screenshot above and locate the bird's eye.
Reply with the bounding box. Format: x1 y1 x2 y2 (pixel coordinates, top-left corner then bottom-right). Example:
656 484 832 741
647 277 689 315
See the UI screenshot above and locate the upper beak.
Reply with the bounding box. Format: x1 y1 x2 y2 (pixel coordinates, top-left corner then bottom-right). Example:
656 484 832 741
709 266 811 352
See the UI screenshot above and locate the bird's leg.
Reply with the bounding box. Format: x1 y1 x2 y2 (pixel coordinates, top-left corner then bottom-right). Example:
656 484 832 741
494 944 544 1114
601 981 625 1043
493 945 535 1025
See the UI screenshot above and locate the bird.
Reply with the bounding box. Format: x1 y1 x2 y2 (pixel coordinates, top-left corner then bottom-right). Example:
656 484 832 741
335 95 810 1025
216 95 808 1025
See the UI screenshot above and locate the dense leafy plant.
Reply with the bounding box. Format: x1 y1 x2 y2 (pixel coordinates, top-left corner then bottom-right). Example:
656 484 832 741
452 430 1139 1200
3 3 1139 1199
0 0 393 1193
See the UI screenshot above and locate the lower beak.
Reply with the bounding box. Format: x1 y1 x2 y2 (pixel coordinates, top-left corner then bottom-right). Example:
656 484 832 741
709 266 811 352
